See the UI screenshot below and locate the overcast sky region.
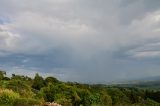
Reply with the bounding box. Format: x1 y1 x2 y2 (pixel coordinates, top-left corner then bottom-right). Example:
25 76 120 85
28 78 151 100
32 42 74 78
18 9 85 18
1 0 160 83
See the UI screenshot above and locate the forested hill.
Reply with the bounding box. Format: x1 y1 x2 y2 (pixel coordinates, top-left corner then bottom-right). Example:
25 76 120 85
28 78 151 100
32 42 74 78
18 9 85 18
113 76 160 90
0 70 160 106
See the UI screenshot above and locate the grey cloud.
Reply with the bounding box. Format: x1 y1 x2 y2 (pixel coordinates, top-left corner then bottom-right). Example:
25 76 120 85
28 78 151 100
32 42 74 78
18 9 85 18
0 0 160 82
117 0 160 24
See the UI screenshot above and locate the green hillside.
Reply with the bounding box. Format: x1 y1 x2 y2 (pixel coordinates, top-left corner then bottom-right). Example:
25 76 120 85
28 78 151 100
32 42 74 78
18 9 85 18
0 70 160 106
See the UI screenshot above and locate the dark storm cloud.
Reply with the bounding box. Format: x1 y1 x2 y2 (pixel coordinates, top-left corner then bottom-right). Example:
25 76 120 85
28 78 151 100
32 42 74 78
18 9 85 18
0 0 160 82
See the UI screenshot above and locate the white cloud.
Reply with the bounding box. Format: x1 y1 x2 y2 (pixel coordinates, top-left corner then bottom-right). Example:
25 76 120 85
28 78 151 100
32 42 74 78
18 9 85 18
0 25 20 55
129 51 160 59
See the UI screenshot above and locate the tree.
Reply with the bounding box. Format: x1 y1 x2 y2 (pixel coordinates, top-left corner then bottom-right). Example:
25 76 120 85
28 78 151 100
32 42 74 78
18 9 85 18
40 83 58 102
99 91 112 106
107 88 130 105
6 80 34 98
77 89 91 106
45 76 59 85
32 73 44 90
0 71 6 80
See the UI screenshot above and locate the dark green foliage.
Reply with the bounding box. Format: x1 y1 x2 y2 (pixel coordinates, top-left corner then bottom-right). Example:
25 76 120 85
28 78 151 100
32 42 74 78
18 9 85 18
0 71 160 106
145 90 160 103
40 83 57 102
11 75 26 80
5 80 34 98
45 76 59 85
78 89 91 106
107 88 130 105
0 71 6 80
32 73 45 90
89 93 101 105
144 98 160 106
100 91 112 106
2 77 10 81
70 88 81 106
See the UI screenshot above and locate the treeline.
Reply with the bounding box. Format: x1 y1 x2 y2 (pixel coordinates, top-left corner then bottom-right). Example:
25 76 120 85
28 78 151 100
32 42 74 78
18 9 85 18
0 71 160 106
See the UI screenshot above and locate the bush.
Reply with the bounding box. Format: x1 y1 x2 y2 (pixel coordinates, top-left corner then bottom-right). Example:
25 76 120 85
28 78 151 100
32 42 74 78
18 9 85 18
40 83 59 102
6 80 34 98
0 89 19 106
144 98 160 106
13 98 41 106
55 98 72 106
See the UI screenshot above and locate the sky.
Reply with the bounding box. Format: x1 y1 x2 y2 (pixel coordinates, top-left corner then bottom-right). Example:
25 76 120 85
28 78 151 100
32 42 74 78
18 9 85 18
0 0 160 83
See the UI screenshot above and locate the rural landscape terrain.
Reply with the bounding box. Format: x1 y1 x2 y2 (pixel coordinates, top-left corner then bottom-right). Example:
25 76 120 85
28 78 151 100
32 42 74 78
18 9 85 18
1 0 160 106
0 70 160 106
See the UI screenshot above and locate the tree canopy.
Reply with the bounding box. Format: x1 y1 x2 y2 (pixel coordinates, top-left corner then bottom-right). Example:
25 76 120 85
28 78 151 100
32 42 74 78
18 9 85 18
0 71 160 106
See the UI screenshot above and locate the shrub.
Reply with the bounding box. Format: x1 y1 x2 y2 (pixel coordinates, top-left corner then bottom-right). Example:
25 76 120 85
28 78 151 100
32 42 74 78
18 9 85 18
6 80 34 98
55 98 72 106
144 98 160 106
13 98 41 106
0 89 19 106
